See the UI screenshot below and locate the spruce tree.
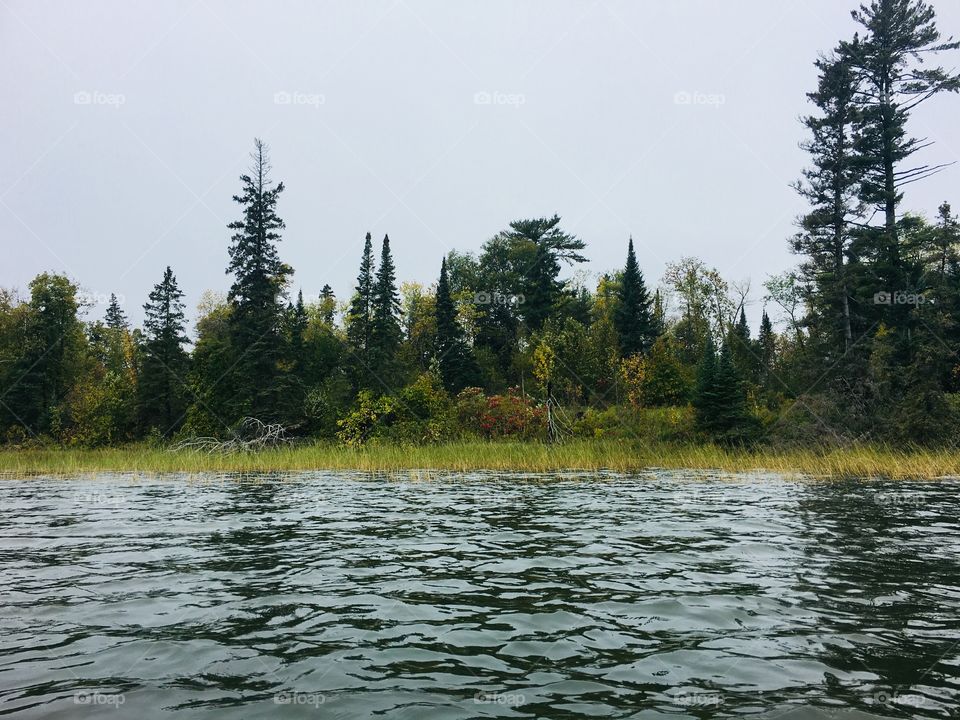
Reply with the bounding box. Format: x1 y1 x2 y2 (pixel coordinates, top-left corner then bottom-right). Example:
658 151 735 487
224 138 291 423
139 266 189 435
346 233 375 363
435 256 480 392
319 284 336 327
692 331 719 433
369 234 402 386
757 309 776 385
104 293 128 330
614 237 656 356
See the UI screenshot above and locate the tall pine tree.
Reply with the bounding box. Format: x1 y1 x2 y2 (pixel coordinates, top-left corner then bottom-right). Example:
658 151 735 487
139 266 189 435
369 234 402 387
104 293 128 330
435 256 479 392
614 236 656 356
346 233 375 366
224 138 291 422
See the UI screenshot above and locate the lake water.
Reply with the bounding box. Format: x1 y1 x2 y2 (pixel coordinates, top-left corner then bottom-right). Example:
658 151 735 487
1 472 959 718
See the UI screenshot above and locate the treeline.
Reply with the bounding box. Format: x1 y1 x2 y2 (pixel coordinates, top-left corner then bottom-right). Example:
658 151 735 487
1 0 958 449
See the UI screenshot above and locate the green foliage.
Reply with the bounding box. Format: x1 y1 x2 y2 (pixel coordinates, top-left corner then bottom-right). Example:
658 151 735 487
337 373 454 446
620 335 693 407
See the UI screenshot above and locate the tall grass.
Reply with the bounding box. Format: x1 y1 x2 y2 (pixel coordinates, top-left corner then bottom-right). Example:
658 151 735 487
0 440 958 479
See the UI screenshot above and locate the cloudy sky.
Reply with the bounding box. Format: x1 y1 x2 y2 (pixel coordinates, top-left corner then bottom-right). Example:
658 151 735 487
2 0 959 331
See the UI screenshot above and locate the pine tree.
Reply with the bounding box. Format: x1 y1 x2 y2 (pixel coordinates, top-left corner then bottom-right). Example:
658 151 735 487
435 256 480 392
319 284 336 327
845 0 959 329
794 53 862 359
848 0 959 239
757 309 776 385
369 234 402 386
503 215 586 331
139 266 190 434
693 332 753 444
104 293 128 330
346 233 375 362
652 289 666 337
692 331 718 432
614 236 656 356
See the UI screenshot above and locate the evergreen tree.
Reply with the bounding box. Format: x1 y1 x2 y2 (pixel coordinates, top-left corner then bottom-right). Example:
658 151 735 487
500 215 586 331
139 266 189 435
346 233 375 364
104 293 128 330
757 309 776 385
435 257 480 392
793 53 862 359
651 289 666 337
693 332 753 444
728 307 755 381
224 138 291 422
319 284 336 327
614 237 656 356
847 0 959 249
845 0 959 346
369 234 402 386
692 331 718 432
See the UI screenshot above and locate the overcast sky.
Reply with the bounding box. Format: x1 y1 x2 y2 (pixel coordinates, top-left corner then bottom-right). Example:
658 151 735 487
2 0 959 331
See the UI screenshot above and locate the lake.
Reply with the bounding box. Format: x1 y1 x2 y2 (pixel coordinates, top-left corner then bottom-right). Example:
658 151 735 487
1 472 958 718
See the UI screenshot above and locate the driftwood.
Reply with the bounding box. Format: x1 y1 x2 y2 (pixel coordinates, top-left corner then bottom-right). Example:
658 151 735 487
171 417 292 454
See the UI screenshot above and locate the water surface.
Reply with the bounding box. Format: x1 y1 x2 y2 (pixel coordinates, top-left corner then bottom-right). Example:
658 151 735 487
1 472 958 718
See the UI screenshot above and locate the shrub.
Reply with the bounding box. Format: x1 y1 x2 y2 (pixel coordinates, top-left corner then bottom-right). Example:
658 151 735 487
455 386 546 440
337 373 454 446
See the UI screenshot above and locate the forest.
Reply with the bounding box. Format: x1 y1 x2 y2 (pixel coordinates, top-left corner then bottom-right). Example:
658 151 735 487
1 0 959 452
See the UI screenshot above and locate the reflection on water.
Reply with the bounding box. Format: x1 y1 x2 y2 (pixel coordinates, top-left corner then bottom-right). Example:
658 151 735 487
1 472 959 718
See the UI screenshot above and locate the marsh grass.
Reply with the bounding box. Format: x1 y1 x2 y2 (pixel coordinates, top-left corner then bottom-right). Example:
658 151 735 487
0 440 958 479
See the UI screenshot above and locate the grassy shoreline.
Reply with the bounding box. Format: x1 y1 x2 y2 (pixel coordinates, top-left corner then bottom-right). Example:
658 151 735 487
0 440 959 479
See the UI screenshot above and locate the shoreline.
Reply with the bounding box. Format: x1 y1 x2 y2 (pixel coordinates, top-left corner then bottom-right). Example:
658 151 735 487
1 440 958 480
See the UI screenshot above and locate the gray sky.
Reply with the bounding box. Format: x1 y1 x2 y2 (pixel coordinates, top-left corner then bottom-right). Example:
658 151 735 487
2 0 959 331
